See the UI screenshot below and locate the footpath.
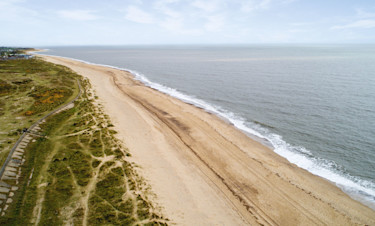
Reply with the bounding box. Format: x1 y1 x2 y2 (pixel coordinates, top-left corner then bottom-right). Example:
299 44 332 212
0 80 81 215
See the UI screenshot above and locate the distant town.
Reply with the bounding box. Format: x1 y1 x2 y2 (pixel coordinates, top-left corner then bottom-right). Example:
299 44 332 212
0 47 34 60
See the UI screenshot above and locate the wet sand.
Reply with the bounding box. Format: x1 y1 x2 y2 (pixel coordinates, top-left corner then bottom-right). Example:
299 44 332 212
40 55 375 225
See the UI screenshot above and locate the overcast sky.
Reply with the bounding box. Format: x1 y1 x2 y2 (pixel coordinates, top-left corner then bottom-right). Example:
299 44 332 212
1 0 375 46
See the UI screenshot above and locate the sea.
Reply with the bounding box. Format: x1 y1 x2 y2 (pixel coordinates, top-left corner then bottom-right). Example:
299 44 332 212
39 45 375 209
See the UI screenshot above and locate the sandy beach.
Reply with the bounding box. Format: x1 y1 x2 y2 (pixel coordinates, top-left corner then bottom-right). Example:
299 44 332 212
40 54 375 225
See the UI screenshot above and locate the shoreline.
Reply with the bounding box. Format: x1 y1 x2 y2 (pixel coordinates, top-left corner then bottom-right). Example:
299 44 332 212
38 54 375 225
34 51 375 210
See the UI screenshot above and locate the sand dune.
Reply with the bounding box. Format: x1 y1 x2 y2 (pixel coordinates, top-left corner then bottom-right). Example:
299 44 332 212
41 55 375 225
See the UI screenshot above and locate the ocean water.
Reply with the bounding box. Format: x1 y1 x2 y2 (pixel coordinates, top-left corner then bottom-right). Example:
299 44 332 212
40 45 375 209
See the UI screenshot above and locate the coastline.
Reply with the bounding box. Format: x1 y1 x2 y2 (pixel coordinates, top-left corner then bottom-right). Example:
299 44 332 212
38 54 375 225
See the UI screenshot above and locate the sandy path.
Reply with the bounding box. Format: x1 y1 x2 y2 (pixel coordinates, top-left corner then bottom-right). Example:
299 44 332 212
41 55 375 225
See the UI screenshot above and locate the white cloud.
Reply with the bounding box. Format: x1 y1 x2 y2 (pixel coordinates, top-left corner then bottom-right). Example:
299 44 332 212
154 0 181 18
161 18 201 35
331 19 375 29
0 0 24 8
125 6 155 24
288 28 310 33
191 0 222 13
154 0 206 35
156 0 180 4
240 0 272 12
58 10 98 21
282 0 298 4
160 7 181 18
356 9 375 18
204 14 225 32
239 0 296 12
0 0 38 21
290 22 312 26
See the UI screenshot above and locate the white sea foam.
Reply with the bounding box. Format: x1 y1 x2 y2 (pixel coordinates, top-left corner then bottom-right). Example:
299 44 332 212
35 50 375 210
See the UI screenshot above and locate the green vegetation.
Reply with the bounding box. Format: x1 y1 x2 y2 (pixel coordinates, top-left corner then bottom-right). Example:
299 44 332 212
0 58 78 167
0 58 166 225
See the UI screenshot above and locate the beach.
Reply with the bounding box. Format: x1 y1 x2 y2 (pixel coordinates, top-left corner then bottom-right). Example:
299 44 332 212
40 54 375 225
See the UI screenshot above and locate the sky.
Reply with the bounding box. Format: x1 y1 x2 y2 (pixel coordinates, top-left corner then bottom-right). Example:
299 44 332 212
1 0 375 46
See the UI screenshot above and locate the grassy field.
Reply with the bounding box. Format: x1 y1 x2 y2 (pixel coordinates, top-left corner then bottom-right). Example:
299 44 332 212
0 58 166 225
0 58 79 166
